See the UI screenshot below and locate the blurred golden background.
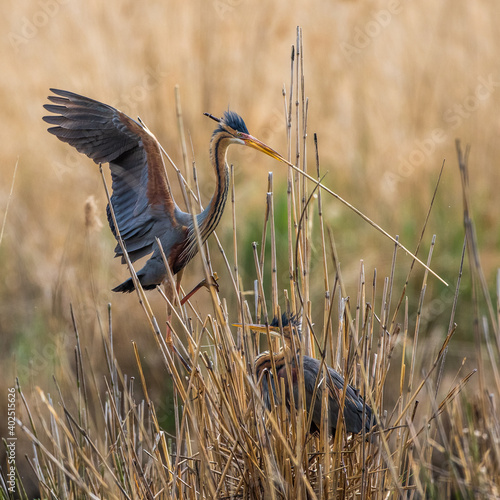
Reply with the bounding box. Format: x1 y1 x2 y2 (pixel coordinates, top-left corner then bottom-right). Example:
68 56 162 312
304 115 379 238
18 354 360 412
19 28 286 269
1 0 499 493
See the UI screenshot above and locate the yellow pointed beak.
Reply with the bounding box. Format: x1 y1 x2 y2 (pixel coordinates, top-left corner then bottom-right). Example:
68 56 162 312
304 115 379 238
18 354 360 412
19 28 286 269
242 134 286 163
232 323 281 335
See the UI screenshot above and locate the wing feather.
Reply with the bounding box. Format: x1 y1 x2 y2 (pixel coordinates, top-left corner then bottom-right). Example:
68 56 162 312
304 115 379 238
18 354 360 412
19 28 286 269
43 88 176 262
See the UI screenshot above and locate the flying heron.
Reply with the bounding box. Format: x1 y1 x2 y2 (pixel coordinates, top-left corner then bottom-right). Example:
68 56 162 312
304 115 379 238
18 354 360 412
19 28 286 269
242 314 375 437
43 89 284 342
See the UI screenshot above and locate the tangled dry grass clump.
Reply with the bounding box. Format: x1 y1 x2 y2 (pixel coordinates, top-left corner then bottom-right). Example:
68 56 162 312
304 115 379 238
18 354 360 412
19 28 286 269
3 28 500 500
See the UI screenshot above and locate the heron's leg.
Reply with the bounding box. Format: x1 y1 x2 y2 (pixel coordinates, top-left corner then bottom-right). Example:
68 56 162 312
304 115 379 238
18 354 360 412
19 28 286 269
180 272 219 306
175 268 184 299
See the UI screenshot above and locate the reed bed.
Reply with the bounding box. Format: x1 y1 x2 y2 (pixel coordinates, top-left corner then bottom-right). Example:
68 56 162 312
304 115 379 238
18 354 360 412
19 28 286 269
3 29 500 500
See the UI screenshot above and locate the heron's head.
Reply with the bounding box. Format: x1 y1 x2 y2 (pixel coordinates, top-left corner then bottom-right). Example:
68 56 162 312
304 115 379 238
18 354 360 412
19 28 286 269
269 313 302 346
233 312 302 349
204 110 284 162
236 313 302 377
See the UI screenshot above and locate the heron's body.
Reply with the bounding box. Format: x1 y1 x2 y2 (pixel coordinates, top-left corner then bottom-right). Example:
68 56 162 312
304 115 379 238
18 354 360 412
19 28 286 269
256 351 373 435
43 89 282 293
252 315 374 436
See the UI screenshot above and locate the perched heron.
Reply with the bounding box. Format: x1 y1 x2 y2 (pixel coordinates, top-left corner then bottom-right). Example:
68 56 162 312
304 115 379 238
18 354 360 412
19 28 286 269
43 89 284 300
244 314 375 437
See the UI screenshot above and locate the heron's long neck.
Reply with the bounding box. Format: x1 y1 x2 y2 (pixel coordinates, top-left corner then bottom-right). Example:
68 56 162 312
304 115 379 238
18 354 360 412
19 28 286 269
255 348 289 378
195 135 231 241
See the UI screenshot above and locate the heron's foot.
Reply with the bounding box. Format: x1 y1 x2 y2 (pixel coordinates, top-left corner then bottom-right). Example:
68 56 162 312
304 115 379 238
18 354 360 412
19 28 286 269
202 272 220 295
180 272 219 306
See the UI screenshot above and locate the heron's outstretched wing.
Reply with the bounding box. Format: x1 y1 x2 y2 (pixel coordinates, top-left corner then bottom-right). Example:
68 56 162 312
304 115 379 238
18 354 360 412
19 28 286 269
43 88 176 262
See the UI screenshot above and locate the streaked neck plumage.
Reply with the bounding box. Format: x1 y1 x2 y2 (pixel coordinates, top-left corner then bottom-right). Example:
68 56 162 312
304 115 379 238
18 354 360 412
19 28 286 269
195 133 232 239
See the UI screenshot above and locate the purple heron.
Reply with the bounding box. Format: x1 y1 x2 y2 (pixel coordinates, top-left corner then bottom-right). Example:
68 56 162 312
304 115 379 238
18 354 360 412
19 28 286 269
43 89 283 299
245 314 375 437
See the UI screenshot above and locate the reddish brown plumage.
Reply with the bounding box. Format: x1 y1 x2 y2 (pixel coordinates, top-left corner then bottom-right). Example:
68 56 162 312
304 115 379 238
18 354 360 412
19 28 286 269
118 113 175 219
167 226 190 274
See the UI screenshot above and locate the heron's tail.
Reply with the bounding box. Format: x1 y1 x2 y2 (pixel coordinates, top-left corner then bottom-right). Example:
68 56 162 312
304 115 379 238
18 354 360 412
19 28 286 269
112 278 135 293
112 277 156 293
